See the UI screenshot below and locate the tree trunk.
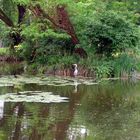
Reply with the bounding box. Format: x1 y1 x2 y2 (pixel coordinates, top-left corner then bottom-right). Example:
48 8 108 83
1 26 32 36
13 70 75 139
0 6 26 49
56 5 79 45
17 5 26 23
0 8 14 27
31 5 79 45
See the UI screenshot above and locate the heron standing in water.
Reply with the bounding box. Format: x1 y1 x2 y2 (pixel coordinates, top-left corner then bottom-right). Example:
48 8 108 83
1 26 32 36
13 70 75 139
72 64 78 93
72 64 78 77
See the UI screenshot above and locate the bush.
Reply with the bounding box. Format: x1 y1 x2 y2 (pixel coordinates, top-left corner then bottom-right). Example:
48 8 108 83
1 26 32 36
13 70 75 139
84 11 140 57
59 55 78 69
21 22 74 64
89 58 113 78
15 42 33 61
112 53 136 77
0 48 10 56
78 53 137 78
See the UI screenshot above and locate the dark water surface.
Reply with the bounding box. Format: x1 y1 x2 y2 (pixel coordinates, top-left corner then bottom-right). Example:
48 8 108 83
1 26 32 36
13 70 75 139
0 63 140 140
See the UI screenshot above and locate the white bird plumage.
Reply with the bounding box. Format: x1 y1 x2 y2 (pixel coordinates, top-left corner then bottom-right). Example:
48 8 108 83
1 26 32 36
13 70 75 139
73 64 78 77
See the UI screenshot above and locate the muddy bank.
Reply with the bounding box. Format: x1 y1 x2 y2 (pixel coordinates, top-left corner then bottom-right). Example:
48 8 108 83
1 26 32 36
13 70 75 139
0 62 24 75
45 67 96 77
0 56 20 62
45 67 136 79
0 62 136 80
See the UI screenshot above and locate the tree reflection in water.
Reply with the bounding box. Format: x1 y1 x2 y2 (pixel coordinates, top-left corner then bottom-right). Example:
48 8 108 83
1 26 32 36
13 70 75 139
0 80 140 140
0 84 84 140
0 101 4 120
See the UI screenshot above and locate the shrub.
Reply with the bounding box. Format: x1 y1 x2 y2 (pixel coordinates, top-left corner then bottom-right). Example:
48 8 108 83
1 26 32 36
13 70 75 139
0 48 10 56
112 53 136 77
21 22 74 64
84 11 140 57
59 55 78 69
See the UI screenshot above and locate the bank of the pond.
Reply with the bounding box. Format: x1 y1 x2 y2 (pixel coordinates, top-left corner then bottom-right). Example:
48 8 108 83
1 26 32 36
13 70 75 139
0 56 20 62
25 64 99 78
0 58 138 80
26 64 134 80
1 47 139 78
0 62 24 75
0 48 21 62
0 61 95 78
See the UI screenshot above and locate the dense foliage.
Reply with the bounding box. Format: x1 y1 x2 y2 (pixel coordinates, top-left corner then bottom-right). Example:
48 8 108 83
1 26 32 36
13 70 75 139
0 0 140 77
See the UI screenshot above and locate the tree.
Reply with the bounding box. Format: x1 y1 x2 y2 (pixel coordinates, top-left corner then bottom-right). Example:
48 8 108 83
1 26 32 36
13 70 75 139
0 0 26 48
0 0 81 54
83 11 139 57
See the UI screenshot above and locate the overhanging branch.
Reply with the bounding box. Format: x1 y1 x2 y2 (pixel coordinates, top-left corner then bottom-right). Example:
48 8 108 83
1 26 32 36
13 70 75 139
30 4 79 44
0 8 14 27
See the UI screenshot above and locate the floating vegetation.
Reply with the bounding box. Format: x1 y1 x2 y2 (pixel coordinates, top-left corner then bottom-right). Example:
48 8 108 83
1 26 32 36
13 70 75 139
0 91 68 103
0 83 14 87
0 75 98 87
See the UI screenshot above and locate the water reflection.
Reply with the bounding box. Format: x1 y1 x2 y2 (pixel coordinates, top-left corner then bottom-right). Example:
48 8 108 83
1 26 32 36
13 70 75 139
0 79 140 139
68 125 89 140
73 79 78 93
0 101 4 120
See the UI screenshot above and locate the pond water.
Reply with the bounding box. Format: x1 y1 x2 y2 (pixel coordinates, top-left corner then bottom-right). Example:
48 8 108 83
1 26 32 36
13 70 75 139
0 63 140 140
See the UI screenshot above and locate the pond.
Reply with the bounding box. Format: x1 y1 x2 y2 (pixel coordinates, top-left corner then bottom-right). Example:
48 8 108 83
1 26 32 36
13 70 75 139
0 63 140 140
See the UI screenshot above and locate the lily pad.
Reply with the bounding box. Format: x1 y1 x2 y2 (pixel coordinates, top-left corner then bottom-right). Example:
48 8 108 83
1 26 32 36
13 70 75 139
0 75 98 87
0 91 68 103
0 83 14 87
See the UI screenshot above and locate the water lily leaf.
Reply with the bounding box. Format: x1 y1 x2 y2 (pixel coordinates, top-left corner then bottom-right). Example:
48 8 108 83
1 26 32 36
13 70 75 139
0 91 68 103
0 83 14 87
0 75 98 87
